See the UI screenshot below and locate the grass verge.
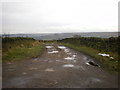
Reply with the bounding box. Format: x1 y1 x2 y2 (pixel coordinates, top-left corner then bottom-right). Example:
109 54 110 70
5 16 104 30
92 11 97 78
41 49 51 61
2 41 45 62
59 43 118 74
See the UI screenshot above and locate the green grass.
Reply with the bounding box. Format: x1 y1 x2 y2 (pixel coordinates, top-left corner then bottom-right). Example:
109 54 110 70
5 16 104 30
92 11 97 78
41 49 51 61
2 41 45 62
2 37 35 53
59 43 118 74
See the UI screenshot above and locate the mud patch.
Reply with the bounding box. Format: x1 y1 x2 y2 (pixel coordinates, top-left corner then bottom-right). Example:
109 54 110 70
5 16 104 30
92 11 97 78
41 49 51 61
45 68 55 72
32 58 40 61
73 60 77 63
67 52 72 55
22 72 27 75
29 67 38 70
84 77 102 87
48 80 58 85
87 77 101 84
7 62 13 65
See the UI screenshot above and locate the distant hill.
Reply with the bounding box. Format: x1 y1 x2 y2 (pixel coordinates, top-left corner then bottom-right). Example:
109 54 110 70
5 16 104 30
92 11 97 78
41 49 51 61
2 32 119 40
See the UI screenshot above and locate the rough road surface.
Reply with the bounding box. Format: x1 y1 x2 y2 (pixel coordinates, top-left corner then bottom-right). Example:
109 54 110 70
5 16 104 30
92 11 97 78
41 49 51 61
3 44 118 88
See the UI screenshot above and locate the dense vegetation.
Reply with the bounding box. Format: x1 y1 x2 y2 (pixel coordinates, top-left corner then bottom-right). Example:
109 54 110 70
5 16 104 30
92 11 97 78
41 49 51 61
2 37 45 62
58 36 119 53
58 36 119 73
2 37 35 52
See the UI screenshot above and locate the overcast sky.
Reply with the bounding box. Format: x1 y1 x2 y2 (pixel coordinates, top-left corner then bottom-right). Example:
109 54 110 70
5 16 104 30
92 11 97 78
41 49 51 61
1 0 119 34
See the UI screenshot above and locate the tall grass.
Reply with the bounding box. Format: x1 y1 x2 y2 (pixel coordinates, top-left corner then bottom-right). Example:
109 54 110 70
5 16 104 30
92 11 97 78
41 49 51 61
2 37 35 53
2 37 45 62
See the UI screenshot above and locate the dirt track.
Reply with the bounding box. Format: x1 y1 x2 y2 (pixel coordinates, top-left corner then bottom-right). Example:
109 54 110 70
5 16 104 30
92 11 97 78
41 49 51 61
3 44 118 88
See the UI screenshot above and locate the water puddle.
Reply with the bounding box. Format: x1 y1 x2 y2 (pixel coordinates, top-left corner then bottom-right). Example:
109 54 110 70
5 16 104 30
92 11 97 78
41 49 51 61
62 64 75 67
98 53 114 59
46 46 53 48
64 49 70 53
48 51 59 54
86 61 100 67
58 46 66 49
72 55 76 58
56 60 60 62
64 54 76 61
98 53 110 57
86 62 90 65
110 57 114 59
58 46 70 53
64 57 76 63
45 68 55 72
64 57 74 60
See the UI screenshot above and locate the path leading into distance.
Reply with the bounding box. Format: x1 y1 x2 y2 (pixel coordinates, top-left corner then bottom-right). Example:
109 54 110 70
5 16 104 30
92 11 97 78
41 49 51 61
3 43 118 88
